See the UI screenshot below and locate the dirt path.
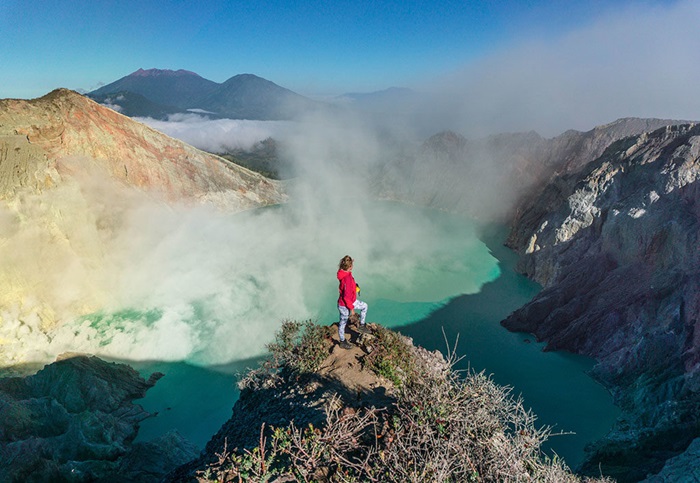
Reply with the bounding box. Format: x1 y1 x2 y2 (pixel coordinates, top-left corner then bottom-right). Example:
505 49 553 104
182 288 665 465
319 320 395 404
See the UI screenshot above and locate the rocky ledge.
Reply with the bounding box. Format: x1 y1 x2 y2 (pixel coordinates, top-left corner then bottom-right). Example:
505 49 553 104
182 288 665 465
503 123 700 481
167 320 610 482
0 354 197 482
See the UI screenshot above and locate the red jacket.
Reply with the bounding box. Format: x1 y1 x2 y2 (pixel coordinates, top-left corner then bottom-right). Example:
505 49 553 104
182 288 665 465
337 269 357 309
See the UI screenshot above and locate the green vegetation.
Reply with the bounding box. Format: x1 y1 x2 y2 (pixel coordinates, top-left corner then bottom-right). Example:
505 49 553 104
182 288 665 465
237 320 333 391
203 321 613 482
216 138 292 180
266 319 333 374
362 325 418 388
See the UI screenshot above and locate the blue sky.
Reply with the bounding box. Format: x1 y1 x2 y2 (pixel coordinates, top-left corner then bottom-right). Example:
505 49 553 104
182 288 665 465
0 0 682 99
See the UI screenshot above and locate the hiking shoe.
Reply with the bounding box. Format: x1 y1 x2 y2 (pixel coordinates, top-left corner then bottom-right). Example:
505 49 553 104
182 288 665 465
339 340 353 350
358 324 371 334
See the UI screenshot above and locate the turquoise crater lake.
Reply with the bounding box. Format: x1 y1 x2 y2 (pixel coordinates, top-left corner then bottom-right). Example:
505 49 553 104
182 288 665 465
130 202 618 469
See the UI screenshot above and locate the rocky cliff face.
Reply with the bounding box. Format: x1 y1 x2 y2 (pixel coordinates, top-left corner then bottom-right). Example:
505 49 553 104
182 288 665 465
503 123 700 481
0 354 197 482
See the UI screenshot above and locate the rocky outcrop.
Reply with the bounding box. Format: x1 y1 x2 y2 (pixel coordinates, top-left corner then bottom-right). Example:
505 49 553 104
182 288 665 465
503 123 700 481
0 354 198 482
166 323 405 481
165 324 449 483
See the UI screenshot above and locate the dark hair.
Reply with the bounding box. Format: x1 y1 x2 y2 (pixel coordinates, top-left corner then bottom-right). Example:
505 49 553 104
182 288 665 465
339 255 353 271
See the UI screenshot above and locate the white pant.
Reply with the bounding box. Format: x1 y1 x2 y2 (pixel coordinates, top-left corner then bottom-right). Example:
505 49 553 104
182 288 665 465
338 300 368 341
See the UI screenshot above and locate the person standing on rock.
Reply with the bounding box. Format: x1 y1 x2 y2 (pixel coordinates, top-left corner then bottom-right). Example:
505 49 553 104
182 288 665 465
337 255 369 349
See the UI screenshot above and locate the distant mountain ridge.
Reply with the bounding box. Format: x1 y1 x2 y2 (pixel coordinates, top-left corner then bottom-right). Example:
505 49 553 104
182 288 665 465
90 68 218 110
197 73 317 120
131 67 198 77
89 68 320 120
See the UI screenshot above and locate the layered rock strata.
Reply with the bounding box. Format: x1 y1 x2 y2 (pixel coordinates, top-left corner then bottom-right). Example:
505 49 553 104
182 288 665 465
503 123 700 481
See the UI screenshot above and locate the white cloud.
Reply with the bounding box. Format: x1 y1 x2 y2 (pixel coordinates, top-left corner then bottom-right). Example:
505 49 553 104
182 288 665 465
186 108 217 114
415 0 700 136
136 114 294 152
102 103 123 112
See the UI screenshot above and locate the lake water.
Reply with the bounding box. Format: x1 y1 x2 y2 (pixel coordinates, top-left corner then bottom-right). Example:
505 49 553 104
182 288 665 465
130 202 618 469
399 228 619 468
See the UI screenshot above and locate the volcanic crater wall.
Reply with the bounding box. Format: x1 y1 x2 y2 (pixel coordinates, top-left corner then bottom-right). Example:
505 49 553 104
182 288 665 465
503 123 700 481
0 89 287 367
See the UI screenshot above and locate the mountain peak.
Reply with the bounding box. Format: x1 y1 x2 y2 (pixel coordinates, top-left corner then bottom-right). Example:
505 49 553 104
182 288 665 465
229 73 263 80
423 130 467 149
89 69 316 120
90 69 219 111
130 68 201 78
39 87 85 101
222 73 276 86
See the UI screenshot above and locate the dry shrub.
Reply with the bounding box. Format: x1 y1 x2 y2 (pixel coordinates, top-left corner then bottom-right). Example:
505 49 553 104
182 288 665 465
374 368 610 482
362 325 418 388
238 320 333 391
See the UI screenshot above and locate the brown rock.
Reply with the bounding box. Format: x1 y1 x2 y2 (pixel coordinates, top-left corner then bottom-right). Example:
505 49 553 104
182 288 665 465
0 89 286 207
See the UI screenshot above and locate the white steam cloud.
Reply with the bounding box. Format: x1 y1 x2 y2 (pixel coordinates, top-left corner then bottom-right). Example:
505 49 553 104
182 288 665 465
136 114 294 153
0 128 497 367
100 94 125 113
